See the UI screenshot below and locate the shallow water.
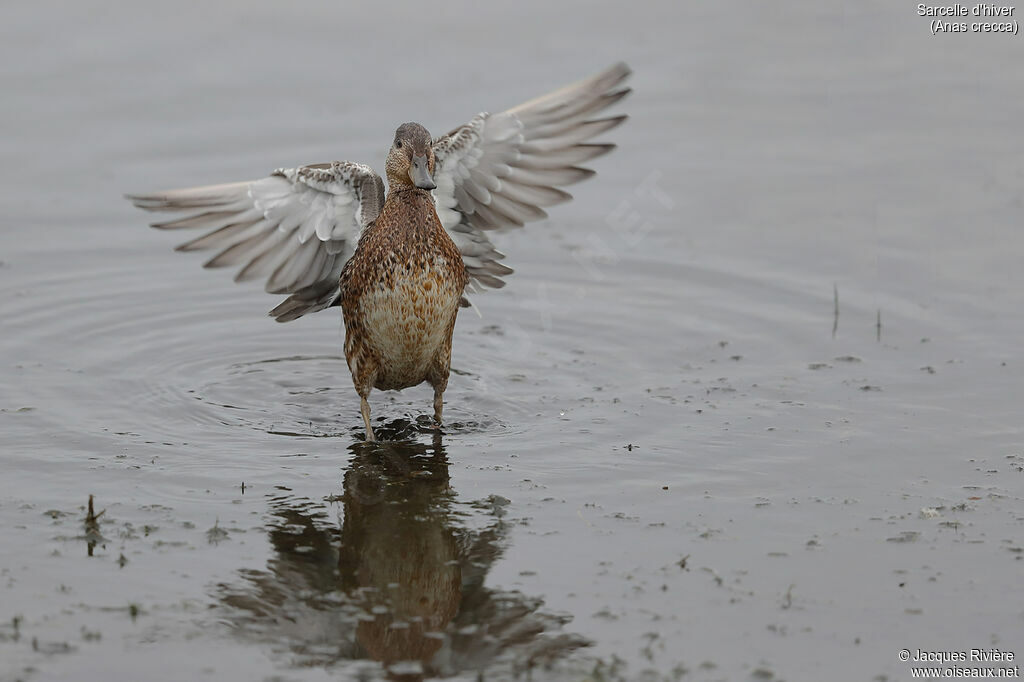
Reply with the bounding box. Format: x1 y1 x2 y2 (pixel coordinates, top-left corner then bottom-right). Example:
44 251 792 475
2 2 1023 681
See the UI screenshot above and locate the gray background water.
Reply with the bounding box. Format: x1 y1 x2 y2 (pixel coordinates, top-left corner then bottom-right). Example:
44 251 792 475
2 2 1022 680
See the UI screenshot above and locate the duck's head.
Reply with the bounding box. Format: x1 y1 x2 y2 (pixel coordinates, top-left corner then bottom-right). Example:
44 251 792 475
386 122 436 191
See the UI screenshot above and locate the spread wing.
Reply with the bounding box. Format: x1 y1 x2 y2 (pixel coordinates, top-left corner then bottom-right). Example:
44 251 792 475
432 62 631 296
126 161 385 322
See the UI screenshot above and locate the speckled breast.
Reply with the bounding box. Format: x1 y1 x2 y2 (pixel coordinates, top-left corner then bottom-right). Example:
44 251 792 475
341 190 469 392
358 253 463 390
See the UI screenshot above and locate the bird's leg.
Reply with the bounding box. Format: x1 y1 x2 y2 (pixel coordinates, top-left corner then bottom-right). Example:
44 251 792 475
429 341 452 431
432 388 444 428
360 395 375 442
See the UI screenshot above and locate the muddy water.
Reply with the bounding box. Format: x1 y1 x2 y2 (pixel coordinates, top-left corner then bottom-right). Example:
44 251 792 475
2 2 1023 681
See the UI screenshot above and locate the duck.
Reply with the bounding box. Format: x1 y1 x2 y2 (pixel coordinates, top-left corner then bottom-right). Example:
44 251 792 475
127 63 631 441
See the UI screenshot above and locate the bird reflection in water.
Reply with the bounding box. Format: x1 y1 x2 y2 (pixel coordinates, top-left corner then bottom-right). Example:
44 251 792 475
341 428 459 675
216 421 588 680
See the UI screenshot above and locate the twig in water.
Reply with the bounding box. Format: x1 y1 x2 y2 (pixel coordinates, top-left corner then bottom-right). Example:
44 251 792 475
832 283 839 339
782 584 795 609
84 495 105 557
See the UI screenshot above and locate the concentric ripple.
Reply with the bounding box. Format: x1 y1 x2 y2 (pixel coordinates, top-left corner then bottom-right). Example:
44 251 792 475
0 251 520 462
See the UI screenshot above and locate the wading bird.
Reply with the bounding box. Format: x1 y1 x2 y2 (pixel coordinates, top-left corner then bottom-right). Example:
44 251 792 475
127 63 631 441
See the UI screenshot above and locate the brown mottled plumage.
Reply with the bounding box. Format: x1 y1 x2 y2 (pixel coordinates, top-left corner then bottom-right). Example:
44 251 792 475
341 124 468 441
125 63 631 442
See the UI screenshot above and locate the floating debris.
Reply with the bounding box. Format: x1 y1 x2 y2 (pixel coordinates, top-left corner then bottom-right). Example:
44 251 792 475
32 638 77 655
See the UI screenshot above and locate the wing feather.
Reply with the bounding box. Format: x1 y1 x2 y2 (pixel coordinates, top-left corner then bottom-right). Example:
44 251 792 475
432 62 630 295
126 161 383 321
174 221 255 252
509 143 617 169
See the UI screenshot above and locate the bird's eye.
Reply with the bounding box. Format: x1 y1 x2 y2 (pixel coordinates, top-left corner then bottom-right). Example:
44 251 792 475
395 140 402 149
